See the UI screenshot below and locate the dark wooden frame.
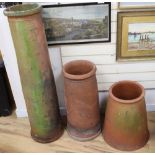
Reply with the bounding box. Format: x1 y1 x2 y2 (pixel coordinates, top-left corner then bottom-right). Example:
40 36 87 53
42 2 111 45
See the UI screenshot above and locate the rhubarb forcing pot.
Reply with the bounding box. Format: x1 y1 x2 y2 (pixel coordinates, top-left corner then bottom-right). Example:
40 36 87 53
4 4 63 143
103 80 149 151
63 60 100 141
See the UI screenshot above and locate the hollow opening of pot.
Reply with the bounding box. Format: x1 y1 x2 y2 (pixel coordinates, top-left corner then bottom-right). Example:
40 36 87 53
7 4 37 12
64 61 94 76
112 82 142 101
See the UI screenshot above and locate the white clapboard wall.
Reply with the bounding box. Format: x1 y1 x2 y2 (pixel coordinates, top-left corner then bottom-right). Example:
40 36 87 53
60 2 155 91
48 2 155 112
1 2 155 117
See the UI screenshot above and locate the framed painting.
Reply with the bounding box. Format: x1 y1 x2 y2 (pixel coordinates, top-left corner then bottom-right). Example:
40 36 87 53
118 2 155 10
42 2 111 45
117 11 155 61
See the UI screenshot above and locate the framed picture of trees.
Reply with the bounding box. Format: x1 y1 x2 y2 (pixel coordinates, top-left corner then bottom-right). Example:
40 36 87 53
42 2 111 45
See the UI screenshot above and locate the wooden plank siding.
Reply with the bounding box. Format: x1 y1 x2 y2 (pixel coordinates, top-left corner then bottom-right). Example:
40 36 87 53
60 2 155 91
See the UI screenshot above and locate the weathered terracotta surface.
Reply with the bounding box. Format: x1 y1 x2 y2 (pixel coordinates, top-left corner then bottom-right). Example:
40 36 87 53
4 4 63 143
103 80 149 151
63 60 101 141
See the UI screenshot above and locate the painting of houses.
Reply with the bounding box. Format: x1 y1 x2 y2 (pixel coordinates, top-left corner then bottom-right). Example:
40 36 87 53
42 3 111 45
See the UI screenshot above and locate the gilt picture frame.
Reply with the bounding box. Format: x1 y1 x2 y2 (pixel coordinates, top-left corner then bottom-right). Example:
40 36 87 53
42 2 111 45
117 11 155 61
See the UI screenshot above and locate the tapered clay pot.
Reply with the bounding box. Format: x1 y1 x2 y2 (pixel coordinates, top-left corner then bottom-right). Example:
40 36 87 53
4 4 63 143
103 80 149 151
63 60 101 141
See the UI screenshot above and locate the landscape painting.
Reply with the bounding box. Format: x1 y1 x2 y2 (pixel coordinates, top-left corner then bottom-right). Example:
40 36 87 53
42 3 111 45
128 23 155 51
